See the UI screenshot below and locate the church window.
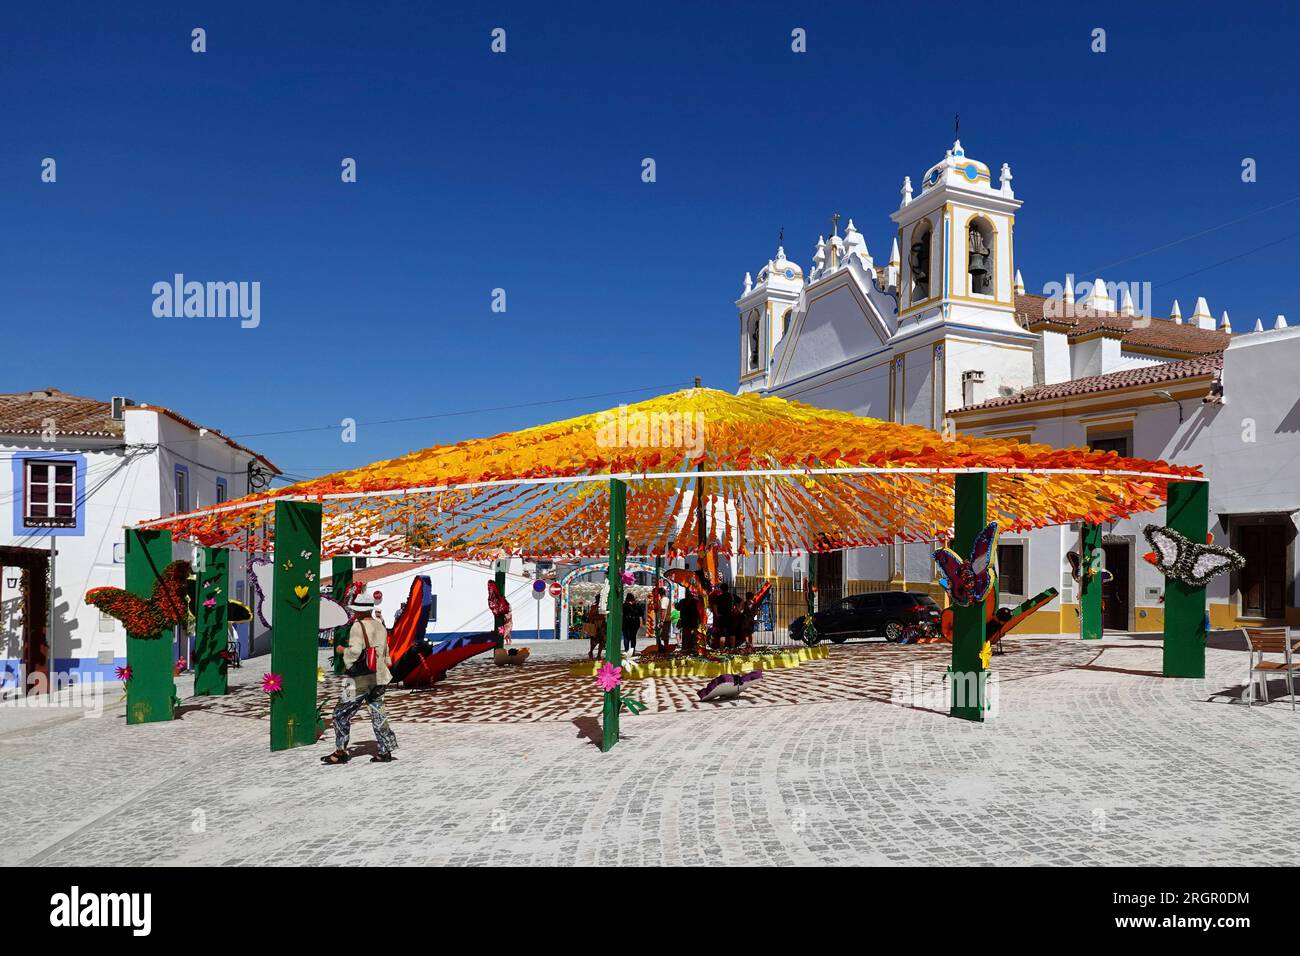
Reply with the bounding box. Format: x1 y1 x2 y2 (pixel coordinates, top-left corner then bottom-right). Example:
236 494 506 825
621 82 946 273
909 223 931 301
967 217 995 296
746 313 761 370
781 309 793 336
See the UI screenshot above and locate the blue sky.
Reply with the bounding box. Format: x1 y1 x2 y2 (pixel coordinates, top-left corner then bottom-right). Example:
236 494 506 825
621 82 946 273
4 1 1298 483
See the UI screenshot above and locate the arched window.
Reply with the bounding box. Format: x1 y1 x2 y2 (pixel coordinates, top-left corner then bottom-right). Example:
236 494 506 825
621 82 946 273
909 223 931 301
967 217 995 296
747 312 761 370
781 309 793 336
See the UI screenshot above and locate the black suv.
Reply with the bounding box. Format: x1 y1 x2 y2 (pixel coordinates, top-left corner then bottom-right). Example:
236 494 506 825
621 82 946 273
789 591 941 644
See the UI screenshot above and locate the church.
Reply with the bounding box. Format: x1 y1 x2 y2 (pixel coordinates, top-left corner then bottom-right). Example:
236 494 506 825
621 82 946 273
735 140 1300 633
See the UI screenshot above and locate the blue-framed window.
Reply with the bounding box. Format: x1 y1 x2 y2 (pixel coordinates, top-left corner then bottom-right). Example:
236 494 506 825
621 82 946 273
173 465 189 515
215 476 228 504
23 459 76 527
11 452 87 537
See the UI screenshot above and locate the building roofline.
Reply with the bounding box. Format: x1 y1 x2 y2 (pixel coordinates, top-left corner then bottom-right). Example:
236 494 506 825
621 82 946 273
952 353 1223 414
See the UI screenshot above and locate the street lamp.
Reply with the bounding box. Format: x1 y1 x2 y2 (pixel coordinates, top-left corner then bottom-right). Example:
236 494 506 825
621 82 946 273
1154 389 1184 423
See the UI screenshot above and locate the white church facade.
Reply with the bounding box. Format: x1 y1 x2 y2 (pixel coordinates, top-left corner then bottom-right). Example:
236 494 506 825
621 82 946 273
735 140 1299 633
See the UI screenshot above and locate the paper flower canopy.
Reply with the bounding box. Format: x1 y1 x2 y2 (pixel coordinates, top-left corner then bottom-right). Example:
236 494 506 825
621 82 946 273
136 387 1200 561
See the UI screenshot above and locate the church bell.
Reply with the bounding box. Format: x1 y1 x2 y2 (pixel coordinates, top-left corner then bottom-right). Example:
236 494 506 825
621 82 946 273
967 229 992 294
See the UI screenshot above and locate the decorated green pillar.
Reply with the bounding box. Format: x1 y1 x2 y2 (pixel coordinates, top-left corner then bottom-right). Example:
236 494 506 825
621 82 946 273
602 479 627 752
330 556 352 675
193 547 230 696
124 529 177 724
492 556 509 648
950 472 988 721
1078 523 1103 640
270 500 322 752
1163 480 1209 678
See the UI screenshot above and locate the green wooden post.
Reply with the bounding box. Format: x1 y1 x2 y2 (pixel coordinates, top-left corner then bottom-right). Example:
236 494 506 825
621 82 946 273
193 547 230 696
330 556 352 675
602 479 627 752
124 529 177 724
1078 523 1103 640
1163 480 1209 678
270 500 322 752
950 472 988 721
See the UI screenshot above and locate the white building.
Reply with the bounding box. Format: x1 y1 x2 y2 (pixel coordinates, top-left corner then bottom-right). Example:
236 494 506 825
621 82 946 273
322 557 558 641
734 140 1296 631
0 388 279 691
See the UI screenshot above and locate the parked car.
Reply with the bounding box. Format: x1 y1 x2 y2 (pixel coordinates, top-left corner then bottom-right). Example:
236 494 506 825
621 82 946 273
789 591 941 644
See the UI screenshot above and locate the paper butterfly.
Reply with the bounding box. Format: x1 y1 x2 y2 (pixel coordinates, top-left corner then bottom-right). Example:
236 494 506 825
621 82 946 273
249 558 351 633
1066 550 1113 585
85 560 192 638
932 521 999 607
1142 525 1245 588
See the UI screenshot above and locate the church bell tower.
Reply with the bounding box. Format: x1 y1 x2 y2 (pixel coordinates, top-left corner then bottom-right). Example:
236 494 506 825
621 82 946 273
890 140 1022 333
735 244 804 393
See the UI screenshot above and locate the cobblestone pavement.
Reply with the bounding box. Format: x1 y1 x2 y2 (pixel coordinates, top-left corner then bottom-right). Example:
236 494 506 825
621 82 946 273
1 639 1295 866
197 639 1096 723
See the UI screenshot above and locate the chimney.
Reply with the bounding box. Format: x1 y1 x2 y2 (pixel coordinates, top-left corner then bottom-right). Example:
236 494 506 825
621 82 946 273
961 370 986 407
110 396 135 421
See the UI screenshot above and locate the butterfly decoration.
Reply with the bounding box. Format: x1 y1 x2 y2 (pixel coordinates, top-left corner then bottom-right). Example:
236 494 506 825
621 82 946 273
1142 525 1245 587
85 560 192 638
248 558 351 633
698 670 763 702
932 521 999 607
1066 550 1113 585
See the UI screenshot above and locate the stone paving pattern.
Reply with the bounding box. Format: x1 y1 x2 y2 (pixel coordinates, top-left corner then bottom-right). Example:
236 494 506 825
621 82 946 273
1 638 1296 866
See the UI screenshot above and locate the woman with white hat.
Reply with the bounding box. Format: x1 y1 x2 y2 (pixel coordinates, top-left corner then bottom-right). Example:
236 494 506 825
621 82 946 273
321 594 398 764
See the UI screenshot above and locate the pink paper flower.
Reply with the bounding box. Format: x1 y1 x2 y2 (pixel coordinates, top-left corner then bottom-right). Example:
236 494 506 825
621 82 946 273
620 571 635 585
261 672 283 694
114 665 132 682
203 597 217 608
595 662 622 692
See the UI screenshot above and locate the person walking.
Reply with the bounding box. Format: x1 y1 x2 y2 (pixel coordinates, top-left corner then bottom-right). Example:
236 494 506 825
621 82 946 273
621 592 640 655
321 594 398 765
584 603 605 660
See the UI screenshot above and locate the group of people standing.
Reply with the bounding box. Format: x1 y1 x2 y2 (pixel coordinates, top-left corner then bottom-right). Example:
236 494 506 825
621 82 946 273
582 581 761 658
583 588 671 659
676 581 760 654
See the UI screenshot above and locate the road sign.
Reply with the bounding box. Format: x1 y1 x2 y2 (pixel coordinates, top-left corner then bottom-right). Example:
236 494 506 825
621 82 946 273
549 582 563 598
531 579 546 600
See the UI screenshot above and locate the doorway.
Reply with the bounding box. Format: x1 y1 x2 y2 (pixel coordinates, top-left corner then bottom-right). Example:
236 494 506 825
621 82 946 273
1237 522 1288 620
816 550 844 610
1101 542 1131 632
0 546 51 695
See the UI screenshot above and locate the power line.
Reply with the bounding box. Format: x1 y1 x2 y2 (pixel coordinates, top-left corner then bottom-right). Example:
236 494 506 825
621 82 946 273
225 380 697 440
1078 193 1300 277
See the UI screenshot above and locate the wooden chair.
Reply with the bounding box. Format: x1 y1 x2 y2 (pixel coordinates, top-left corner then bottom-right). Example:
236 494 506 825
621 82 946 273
1242 627 1299 709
